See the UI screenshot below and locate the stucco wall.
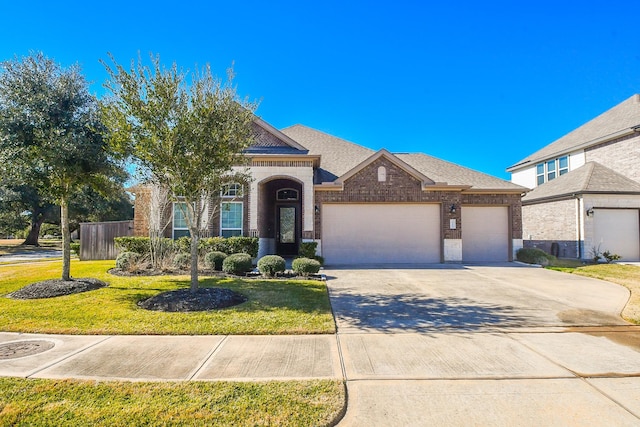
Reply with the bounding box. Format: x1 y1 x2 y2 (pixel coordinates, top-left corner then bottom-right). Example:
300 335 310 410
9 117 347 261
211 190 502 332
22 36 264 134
247 165 314 234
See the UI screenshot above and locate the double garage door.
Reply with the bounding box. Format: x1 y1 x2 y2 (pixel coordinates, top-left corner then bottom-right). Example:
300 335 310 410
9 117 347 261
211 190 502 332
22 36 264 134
321 204 509 265
593 209 640 261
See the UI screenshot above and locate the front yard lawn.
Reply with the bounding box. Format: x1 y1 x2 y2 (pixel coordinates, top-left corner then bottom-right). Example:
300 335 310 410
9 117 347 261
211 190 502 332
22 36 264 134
0 260 335 335
0 378 345 426
549 263 640 324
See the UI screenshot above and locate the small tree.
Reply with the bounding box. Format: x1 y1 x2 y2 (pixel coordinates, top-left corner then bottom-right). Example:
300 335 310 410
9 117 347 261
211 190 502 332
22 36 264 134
0 52 125 280
102 53 256 292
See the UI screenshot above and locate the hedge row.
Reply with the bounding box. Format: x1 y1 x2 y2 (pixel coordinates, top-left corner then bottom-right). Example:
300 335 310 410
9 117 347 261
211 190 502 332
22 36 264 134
114 236 259 258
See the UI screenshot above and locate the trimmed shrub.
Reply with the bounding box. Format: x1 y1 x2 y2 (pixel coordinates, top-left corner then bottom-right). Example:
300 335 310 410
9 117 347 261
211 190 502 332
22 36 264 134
226 237 259 258
257 255 286 277
204 251 227 271
200 237 227 254
114 236 151 255
116 251 139 270
516 248 556 266
222 253 253 275
292 257 321 276
299 242 318 259
173 253 191 269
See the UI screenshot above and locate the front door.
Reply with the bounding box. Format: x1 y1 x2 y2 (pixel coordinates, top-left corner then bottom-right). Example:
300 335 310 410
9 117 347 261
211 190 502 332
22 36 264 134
277 205 298 255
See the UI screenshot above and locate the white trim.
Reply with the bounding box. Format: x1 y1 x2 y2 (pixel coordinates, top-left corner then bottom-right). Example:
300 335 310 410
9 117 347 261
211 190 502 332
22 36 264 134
172 202 190 239
220 201 243 237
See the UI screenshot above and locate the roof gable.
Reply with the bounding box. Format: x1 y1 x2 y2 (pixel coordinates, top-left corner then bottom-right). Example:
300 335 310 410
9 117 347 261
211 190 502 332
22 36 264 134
509 94 640 171
523 161 640 203
336 149 437 187
246 118 309 154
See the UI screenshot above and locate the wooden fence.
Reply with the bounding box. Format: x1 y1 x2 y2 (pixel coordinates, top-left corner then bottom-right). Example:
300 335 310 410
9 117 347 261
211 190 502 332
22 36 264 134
79 220 133 260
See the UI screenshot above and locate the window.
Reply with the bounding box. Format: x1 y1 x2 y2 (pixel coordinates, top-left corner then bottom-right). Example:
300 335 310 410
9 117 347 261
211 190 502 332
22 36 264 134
221 201 243 237
546 159 556 181
173 202 191 239
535 156 569 186
536 163 545 185
558 156 569 175
221 183 243 198
276 188 299 201
378 166 387 182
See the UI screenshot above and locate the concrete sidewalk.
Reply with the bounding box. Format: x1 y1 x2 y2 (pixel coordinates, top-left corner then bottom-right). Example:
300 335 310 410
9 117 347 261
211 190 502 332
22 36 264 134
0 333 342 382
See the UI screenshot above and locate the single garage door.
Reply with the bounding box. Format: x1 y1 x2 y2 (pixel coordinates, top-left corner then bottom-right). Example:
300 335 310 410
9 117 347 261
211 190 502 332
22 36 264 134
322 204 441 265
462 206 509 262
593 209 640 261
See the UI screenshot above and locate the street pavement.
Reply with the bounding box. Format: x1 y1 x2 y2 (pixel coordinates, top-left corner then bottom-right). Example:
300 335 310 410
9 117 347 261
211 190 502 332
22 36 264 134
1 263 640 426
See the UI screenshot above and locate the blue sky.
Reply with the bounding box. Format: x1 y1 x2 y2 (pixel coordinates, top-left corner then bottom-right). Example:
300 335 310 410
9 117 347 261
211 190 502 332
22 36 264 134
2 0 639 179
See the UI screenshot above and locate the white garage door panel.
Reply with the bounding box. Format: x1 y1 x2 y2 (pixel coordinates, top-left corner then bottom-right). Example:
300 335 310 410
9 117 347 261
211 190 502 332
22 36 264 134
322 204 440 265
593 209 640 261
462 206 509 262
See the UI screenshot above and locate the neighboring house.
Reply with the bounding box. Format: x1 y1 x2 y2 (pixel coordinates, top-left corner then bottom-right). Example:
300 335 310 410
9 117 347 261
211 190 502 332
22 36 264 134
133 118 526 265
507 94 640 261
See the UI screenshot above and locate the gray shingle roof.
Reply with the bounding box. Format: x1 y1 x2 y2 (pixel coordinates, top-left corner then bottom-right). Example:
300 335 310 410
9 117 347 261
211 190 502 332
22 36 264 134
509 94 640 170
522 161 640 203
280 125 374 182
397 153 525 191
282 124 525 192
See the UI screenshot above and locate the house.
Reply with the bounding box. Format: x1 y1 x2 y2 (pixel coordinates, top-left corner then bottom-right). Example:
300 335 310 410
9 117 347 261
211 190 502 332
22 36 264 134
507 94 640 261
133 119 526 265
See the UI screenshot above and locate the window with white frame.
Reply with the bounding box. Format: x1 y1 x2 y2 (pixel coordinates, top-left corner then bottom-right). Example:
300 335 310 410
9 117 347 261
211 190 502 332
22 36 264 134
220 201 243 237
536 155 569 186
173 202 191 239
221 183 243 198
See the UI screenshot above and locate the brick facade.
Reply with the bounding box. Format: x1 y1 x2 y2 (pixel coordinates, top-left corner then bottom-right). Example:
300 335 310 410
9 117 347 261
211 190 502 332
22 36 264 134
522 199 579 258
586 132 640 184
314 157 522 241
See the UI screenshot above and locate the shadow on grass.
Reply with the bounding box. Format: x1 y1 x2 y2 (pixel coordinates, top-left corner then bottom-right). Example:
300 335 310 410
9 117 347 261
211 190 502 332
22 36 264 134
109 276 332 315
329 290 538 332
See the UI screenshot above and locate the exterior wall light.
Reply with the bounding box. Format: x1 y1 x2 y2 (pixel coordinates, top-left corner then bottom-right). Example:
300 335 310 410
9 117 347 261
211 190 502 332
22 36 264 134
586 208 594 217
315 205 320 214
449 204 456 214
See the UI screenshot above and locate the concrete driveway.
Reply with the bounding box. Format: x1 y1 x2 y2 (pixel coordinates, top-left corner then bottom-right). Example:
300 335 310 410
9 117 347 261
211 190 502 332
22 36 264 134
325 263 640 426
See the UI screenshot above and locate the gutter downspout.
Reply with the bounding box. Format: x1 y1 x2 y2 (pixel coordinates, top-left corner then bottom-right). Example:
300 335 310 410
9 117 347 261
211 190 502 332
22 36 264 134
575 195 583 259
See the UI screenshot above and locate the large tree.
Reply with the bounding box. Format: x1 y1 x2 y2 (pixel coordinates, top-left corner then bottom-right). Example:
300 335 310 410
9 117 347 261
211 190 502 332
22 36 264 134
101 54 256 292
0 52 125 280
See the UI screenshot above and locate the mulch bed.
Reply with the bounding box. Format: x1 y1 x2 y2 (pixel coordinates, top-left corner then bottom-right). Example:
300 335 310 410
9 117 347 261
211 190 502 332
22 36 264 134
7 278 108 299
137 288 247 312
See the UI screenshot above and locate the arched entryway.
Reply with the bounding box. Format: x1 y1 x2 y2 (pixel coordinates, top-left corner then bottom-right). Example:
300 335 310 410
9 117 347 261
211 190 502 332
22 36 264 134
258 178 303 256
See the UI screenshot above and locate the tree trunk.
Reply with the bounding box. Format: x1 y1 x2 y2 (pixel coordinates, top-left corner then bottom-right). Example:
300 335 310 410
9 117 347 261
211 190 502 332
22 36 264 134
23 216 44 246
61 198 71 281
190 230 199 293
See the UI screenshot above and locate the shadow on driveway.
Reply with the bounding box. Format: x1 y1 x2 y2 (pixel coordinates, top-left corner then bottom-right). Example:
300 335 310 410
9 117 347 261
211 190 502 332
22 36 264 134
330 290 538 332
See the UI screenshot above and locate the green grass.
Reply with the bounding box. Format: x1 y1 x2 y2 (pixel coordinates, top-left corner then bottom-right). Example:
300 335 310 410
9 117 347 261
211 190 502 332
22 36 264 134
0 378 345 426
547 263 640 324
0 260 335 335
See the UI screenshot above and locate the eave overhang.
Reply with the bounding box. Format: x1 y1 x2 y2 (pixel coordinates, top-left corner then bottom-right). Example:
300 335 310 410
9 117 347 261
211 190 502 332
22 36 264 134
506 126 640 173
